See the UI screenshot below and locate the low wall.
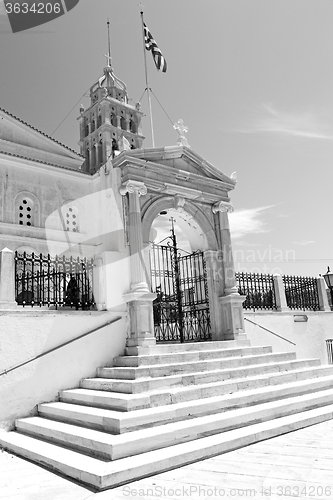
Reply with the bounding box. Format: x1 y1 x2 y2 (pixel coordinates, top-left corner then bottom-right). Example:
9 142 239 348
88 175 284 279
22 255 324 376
244 311 333 365
0 310 127 430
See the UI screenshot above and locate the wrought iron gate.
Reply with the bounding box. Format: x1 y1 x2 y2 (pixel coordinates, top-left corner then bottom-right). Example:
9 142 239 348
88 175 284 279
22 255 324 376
150 230 211 343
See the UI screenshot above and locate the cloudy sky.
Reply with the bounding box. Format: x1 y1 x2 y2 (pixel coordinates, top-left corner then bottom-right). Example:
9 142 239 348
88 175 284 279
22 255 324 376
1 0 332 277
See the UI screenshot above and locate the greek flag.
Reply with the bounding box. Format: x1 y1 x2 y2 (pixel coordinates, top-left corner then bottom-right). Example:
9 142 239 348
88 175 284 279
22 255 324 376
143 23 167 73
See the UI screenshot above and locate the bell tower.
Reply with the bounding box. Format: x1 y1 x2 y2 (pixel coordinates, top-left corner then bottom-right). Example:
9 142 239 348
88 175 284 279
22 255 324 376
78 54 144 174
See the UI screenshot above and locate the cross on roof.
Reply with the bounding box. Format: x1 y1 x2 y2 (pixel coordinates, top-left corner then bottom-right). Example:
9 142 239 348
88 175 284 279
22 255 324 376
173 119 190 147
104 53 112 68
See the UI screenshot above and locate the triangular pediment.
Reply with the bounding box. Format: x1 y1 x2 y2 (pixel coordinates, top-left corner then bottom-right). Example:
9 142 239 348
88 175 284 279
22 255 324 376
0 108 83 169
113 145 236 189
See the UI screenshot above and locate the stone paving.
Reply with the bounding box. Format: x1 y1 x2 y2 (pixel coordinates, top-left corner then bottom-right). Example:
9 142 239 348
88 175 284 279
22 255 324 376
2 420 333 499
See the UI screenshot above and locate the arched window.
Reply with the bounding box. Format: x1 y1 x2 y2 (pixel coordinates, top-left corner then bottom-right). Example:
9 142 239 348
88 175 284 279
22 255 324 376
18 199 33 226
111 113 117 127
64 206 79 232
98 140 103 165
15 192 40 227
130 119 137 133
86 147 90 171
84 118 89 137
120 116 126 130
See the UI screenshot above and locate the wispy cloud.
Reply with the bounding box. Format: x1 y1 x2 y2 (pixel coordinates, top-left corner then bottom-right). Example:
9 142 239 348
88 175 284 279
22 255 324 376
234 240 263 248
229 205 274 240
241 104 333 140
293 240 315 246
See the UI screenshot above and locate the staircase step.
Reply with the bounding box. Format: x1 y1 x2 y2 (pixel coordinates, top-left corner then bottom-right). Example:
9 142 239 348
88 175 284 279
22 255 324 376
41 374 333 434
60 389 151 411
2 404 333 490
81 357 318 394
16 417 115 460
13 389 333 464
60 366 333 411
126 339 250 356
114 345 272 367
101 350 285 379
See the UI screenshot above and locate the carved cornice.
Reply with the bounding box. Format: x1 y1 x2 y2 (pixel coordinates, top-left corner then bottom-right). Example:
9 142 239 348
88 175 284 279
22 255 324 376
212 201 234 214
119 180 147 197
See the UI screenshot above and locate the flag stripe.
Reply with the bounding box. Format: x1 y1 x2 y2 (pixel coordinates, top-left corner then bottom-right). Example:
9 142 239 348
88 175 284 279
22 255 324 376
143 22 167 73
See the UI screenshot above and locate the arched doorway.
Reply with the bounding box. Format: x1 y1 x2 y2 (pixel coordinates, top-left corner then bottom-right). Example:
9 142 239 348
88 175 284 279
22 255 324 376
144 204 216 343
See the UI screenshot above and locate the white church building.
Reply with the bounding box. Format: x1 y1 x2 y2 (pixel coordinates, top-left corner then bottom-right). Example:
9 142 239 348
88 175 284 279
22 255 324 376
1 57 333 492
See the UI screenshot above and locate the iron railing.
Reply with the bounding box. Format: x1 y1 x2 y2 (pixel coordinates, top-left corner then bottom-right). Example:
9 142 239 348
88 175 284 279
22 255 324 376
15 252 94 310
282 274 320 311
0 316 121 378
244 317 296 345
235 272 277 311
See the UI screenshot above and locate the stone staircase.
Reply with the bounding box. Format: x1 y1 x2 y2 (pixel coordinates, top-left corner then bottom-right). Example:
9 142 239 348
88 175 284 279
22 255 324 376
2 338 333 491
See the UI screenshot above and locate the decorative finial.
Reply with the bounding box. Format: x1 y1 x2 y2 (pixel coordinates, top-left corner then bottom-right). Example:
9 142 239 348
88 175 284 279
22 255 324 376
173 119 189 147
79 104 84 114
230 171 237 182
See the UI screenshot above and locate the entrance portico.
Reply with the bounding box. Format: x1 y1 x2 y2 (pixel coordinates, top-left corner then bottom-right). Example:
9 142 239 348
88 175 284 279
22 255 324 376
114 145 245 346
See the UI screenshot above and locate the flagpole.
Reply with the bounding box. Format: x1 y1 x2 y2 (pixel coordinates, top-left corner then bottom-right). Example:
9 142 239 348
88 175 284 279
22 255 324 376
140 9 155 148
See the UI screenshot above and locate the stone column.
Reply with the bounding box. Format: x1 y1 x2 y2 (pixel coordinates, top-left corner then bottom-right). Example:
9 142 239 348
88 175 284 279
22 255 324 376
212 201 245 340
203 250 223 340
273 274 289 312
317 276 331 311
0 248 17 309
120 181 156 348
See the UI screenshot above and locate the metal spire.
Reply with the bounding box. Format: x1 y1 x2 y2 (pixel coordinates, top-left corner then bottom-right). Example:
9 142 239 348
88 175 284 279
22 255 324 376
105 18 112 68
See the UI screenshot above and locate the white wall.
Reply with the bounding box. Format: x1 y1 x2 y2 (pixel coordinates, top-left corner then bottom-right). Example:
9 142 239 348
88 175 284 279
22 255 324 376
0 310 127 430
244 311 333 365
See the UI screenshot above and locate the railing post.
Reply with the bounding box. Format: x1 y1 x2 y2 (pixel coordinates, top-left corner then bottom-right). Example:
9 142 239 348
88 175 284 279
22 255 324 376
317 276 331 311
0 248 17 309
273 274 289 312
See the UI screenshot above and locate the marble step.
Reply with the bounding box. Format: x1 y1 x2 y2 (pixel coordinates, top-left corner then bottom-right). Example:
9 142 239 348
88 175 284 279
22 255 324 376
15 388 333 462
114 345 272 367
126 338 250 356
97 352 297 381
2 404 333 490
61 388 151 411
61 366 333 411
81 357 318 394
44 374 333 434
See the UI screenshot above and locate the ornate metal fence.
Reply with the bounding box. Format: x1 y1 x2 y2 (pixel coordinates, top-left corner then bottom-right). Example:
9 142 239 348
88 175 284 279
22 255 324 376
235 272 277 311
15 252 94 310
150 242 211 343
282 274 320 311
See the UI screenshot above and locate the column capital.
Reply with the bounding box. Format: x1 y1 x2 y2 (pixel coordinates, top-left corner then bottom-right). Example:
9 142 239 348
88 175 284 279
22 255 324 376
212 201 234 214
119 180 147 197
